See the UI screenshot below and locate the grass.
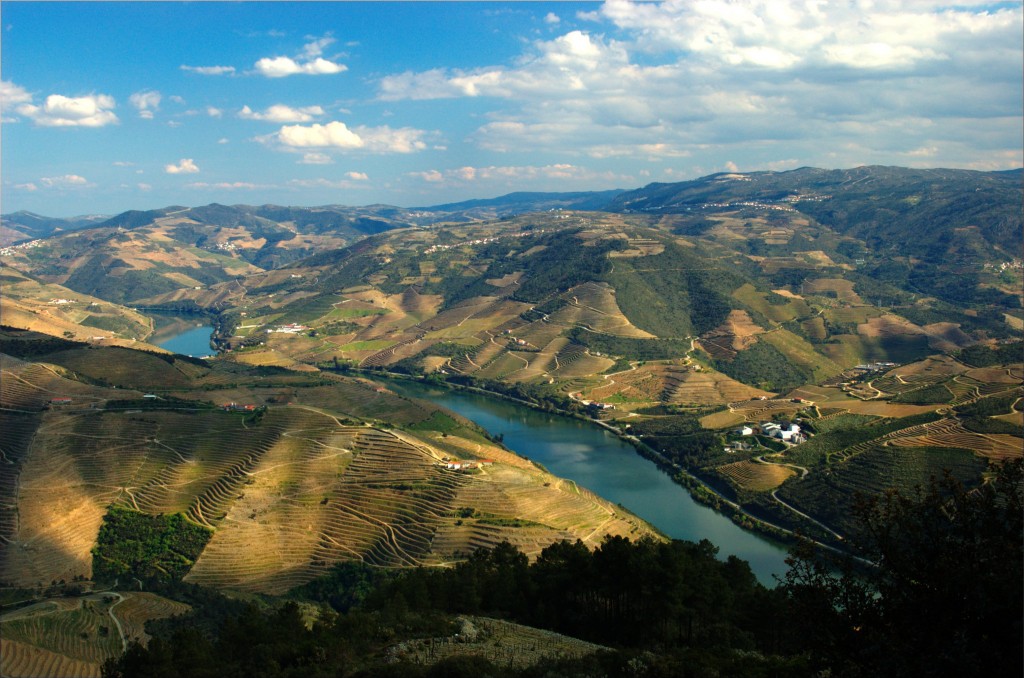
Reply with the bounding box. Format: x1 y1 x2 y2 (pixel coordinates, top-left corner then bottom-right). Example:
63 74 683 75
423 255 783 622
338 340 396 352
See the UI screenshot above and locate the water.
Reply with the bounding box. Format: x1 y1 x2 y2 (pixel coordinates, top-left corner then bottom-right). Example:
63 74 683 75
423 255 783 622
148 314 215 357
382 378 792 585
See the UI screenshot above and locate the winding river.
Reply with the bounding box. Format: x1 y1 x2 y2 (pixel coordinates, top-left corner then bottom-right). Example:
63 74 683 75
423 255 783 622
150 317 791 585
381 378 792 585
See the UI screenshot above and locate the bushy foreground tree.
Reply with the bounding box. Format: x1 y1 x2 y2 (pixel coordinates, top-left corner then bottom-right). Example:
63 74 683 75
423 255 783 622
783 459 1023 677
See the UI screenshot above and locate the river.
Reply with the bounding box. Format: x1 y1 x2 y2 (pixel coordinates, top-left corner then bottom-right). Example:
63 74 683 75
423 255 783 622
148 314 792 584
380 378 792 585
147 314 216 358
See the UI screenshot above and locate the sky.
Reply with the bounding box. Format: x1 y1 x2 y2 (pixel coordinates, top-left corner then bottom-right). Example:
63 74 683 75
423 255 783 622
1 1 1022 217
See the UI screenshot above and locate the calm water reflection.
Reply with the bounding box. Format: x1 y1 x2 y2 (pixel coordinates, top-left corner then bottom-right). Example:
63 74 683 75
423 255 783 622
381 378 791 585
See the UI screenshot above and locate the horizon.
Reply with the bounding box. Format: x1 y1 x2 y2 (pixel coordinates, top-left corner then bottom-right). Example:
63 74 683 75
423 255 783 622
5 163 1023 221
2 1 1022 216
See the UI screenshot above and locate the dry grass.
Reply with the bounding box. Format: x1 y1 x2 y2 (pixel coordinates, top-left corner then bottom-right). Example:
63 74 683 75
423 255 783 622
857 314 925 339
387 616 604 669
803 278 864 304
700 410 747 429
718 460 795 491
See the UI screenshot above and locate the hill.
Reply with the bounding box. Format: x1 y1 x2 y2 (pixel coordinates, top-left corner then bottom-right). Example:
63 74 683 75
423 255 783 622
0 332 656 599
0 212 109 246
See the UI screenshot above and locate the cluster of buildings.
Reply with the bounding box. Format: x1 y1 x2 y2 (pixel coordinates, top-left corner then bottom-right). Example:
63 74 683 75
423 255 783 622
269 323 309 334
734 421 806 444
221 402 257 412
853 362 897 372
421 228 549 255
440 459 495 471
0 239 43 257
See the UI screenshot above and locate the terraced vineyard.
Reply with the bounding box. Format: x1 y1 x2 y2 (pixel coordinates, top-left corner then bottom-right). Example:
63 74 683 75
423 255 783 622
718 460 796 491
0 591 188 678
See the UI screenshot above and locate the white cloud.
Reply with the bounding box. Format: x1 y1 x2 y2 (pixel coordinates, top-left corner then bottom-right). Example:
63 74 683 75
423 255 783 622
1 81 32 118
299 152 333 165
14 183 38 191
138 183 152 191
597 0 1018 71
301 36 335 59
268 121 428 153
17 93 118 127
253 37 346 77
181 65 236 75
207 106 223 118
169 95 186 105
372 1 1022 171
39 174 92 188
217 138 230 144
112 161 135 167
545 12 560 25
129 90 161 119
165 158 200 174
344 171 368 181
254 56 347 77
239 104 325 123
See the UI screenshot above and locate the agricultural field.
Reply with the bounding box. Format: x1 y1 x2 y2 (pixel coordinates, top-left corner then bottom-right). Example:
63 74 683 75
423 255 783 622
387 615 605 670
717 460 796 492
0 591 188 678
0 342 657 598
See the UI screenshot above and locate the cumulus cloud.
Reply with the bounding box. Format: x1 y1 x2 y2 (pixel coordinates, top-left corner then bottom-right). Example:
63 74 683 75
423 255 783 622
40 174 92 188
545 12 560 24
1 81 32 120
17 93 118 127
267 121 428 153
165 158 200 174
344 171 369 181
181 65 236 75
207 106 223 118
239 104 325 123
253 36 347 77
376 1 1022 170
129 90 161 119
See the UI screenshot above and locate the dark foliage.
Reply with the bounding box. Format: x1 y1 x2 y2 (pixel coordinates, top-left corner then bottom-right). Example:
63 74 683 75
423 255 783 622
92 507 211 585
955 341 1024 367
713 341 812 393
783 460 1023 678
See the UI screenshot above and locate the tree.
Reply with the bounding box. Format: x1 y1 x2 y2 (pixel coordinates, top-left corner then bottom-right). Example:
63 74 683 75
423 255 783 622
783 460 1023 677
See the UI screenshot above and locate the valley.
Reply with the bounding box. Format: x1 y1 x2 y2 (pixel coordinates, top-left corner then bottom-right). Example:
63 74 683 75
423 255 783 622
1 166 1021 677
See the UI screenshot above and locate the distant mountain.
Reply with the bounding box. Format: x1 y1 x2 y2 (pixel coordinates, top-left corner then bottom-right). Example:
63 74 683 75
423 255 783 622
609 166 1022 256
0 211 110 245
420 190 626 219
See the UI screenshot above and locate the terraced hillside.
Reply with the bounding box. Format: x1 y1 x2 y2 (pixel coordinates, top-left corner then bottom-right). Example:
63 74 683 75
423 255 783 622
0 341 657 596
0 591 189 678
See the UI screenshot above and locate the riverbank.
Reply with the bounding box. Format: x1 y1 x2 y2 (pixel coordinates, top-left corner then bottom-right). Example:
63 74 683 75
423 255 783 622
346 368 825 557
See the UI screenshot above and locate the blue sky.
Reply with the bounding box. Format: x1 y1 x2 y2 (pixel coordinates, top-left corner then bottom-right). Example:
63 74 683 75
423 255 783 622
2 1 1022 216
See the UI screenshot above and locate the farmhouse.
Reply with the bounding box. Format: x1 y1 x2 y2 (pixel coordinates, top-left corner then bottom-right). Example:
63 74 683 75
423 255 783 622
221 402 257 412
49 397 73 405
760 421 804 443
